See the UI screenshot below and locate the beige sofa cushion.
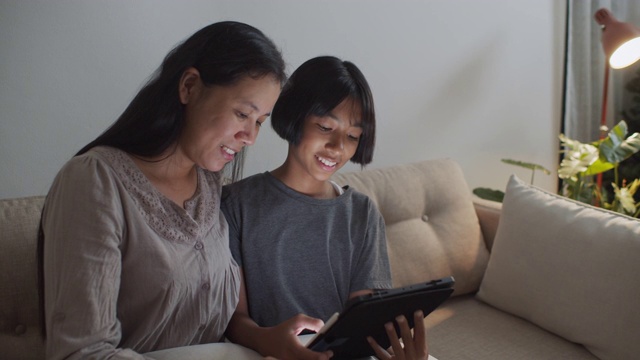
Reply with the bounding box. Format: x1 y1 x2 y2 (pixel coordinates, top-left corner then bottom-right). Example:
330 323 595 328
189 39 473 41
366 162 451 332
0 196 46 360
334 159 490 296
477 175 640 360
425 296 598 360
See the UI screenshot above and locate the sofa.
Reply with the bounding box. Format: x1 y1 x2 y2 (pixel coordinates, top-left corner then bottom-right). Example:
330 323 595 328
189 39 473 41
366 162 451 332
2 158 639 360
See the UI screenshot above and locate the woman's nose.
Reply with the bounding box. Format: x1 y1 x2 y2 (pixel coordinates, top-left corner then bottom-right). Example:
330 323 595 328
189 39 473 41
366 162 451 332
236 123 259 146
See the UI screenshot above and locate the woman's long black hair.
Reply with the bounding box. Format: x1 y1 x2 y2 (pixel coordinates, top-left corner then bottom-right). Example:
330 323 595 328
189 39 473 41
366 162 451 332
77 21 286 179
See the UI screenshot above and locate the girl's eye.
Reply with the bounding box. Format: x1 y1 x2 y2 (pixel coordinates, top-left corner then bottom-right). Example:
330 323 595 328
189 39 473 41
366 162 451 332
317 124 331 132
256 120 263 127
236 111 249 119
348 134 360 141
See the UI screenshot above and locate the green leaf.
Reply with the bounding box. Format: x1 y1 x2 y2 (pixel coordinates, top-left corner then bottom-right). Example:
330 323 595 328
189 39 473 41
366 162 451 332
582 158 615 176
472 188 505 202
599 121 640 164
501 159 551 175
561 178 596 204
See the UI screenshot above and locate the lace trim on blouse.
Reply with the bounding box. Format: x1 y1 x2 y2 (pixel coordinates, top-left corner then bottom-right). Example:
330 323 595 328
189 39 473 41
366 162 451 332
92 146 221 244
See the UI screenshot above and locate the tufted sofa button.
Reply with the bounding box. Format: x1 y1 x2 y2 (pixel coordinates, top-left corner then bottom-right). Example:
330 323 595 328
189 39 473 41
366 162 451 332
15 324 27 335
422 214 429 222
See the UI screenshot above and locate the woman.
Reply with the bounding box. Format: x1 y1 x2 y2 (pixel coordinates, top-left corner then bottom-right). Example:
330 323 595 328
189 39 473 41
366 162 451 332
39 21 286 359
222 56 429 360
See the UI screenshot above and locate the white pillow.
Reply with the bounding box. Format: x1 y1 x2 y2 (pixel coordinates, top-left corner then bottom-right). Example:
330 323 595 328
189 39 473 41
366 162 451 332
477 175 640 360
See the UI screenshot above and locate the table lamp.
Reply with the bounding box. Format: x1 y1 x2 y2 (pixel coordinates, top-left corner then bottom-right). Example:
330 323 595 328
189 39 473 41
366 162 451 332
593 8 640 192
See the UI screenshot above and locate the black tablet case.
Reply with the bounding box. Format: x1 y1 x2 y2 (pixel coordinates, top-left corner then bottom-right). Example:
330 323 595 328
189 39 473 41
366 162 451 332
307 277 455 359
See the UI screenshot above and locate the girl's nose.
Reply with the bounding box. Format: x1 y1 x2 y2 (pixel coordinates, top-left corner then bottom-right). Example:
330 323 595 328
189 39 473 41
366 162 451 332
327 132 344 152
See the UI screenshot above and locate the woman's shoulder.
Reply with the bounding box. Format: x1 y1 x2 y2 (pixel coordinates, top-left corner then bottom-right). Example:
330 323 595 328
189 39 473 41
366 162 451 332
54 146 120 181
45 147 126 214
60 146 129 172
51 146 152 203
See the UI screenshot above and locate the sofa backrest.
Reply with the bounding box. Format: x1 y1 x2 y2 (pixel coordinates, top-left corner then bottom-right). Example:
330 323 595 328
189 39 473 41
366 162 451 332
0 196 46 360
333 159 490 296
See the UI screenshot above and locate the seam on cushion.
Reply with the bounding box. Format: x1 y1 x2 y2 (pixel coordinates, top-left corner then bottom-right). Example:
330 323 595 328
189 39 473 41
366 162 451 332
513 176 640 222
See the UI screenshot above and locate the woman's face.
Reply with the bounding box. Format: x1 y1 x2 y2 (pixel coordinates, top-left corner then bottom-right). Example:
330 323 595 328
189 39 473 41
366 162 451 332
178 71 281 172
289 98 363 184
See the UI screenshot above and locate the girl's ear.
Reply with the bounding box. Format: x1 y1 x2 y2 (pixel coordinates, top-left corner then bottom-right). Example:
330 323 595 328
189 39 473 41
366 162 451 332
178 67 201 105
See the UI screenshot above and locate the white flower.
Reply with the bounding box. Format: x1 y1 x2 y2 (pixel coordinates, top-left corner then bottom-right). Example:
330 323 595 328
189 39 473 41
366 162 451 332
613 179 639 214
558 134 599 180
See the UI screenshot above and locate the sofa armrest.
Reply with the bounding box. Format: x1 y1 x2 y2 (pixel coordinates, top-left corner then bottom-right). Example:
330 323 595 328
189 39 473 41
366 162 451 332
472 197 502 252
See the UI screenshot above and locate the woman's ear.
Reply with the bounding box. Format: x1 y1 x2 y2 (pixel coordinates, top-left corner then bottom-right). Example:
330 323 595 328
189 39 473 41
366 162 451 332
178 67 201 105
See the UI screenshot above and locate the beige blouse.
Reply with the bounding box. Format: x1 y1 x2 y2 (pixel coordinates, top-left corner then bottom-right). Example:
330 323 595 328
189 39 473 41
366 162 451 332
42 146 240 359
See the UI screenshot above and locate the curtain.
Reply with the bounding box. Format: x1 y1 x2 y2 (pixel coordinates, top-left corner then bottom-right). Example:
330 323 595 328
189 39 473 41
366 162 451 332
563 0 640 142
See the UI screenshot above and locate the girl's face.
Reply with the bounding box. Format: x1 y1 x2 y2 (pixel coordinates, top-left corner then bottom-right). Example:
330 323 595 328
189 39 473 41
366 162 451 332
289 98 363 184
178 71 281 172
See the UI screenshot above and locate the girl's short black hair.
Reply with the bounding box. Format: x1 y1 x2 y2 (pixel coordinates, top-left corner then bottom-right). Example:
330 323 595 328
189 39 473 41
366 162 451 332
271 56 376 165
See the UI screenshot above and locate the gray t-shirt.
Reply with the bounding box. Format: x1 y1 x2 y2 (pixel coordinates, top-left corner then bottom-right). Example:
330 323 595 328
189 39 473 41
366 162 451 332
221 172 392 327
42 146 240 359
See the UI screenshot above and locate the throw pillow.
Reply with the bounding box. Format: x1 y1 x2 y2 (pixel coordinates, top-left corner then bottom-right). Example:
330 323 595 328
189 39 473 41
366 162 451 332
477 175 640 360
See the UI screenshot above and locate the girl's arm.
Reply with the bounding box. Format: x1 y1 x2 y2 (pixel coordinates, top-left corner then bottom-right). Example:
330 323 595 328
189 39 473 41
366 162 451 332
225 270 332 360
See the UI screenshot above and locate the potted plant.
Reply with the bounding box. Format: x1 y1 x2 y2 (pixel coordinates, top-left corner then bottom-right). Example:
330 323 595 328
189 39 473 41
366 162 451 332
473 120 640 218
559 120 640 217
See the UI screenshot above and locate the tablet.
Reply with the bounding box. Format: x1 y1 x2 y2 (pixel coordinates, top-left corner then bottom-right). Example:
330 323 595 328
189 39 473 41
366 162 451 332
306 276 455 359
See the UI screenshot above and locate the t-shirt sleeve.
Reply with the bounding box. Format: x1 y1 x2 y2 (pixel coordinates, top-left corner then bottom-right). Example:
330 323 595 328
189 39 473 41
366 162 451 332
349 200 393 292
42 154 150 360
220 186 243 267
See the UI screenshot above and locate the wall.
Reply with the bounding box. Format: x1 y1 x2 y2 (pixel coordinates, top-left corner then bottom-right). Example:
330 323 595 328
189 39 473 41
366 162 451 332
0 0 566 199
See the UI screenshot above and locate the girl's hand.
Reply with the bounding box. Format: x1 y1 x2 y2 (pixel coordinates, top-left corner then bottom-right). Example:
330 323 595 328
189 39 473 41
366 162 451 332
367 310 428 360
260 314 333 360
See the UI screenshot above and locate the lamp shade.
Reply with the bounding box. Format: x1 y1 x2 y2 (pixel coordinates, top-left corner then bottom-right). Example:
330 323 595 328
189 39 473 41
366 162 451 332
594 8 640 69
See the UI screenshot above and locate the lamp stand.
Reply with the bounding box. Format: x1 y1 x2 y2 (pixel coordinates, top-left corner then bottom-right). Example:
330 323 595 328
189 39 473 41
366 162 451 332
596 64 609 205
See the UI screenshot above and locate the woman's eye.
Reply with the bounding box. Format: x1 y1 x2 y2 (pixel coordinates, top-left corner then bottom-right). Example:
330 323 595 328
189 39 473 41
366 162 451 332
256 120 263 127
236 111 249 119
317 124 331 132
348 134 360 141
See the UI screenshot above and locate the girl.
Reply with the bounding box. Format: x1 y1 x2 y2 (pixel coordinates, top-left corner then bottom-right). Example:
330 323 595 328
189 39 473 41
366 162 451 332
222 56 429 360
